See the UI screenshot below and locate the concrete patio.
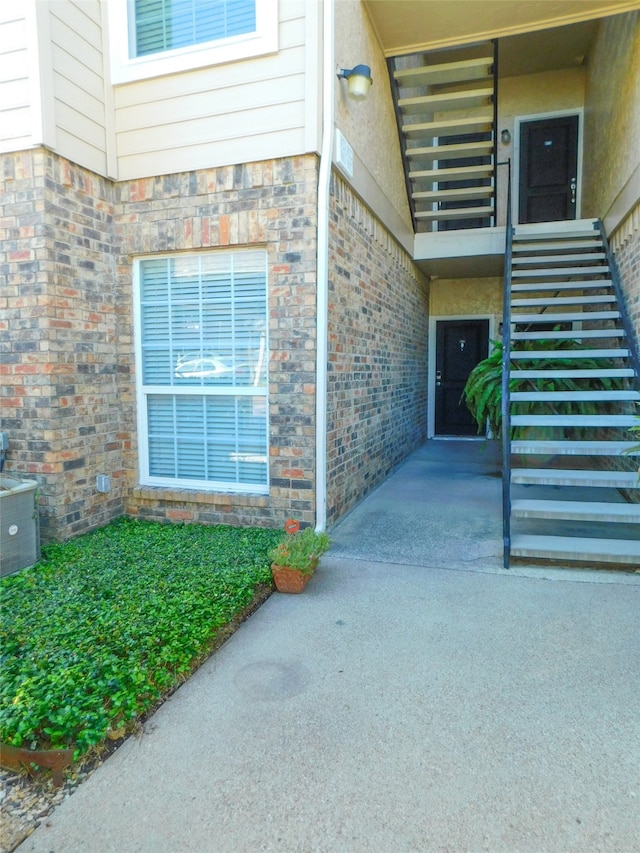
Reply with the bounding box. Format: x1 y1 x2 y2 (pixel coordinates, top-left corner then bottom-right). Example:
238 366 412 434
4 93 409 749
18 441 640 852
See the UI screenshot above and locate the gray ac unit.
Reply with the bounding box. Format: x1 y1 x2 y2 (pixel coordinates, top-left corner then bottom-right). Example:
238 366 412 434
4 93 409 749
0 476 40 576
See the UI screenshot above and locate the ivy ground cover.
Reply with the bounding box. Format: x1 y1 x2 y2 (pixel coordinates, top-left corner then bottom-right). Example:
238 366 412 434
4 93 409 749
0 518 281 759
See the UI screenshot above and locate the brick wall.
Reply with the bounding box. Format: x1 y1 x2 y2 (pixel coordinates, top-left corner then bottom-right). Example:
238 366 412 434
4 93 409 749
610 205 640 500
326 174 429 524
1 149 122 541
4 150 431 540
115 156 320 530
2 151 320 540
611 204 640 359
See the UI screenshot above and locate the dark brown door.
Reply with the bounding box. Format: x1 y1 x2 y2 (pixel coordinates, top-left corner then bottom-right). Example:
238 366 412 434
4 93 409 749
435 319 489 436
518 115 579 224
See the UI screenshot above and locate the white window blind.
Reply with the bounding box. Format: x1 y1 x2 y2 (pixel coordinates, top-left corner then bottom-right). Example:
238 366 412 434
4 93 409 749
137 251 268 491
133 0 256 57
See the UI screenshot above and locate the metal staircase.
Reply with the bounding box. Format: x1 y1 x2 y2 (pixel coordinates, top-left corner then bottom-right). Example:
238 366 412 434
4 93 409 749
389 42 496 232
504 220 640 567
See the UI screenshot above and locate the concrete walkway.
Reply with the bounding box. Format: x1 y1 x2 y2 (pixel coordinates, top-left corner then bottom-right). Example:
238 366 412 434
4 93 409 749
19 442 640 852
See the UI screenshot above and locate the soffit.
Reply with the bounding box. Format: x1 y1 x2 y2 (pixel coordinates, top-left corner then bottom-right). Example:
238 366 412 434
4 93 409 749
364 0 640 57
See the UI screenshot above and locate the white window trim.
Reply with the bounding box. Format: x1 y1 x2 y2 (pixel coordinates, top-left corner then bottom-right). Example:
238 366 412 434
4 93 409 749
108 0 278 85
133 250 269 494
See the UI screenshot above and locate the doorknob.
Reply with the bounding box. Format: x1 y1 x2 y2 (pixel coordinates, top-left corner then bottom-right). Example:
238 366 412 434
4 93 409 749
436 370 442 387
570 178 577 204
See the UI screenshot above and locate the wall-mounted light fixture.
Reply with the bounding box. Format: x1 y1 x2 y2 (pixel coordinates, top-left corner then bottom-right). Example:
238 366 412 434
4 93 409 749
337 64 373 101
500 128 511 145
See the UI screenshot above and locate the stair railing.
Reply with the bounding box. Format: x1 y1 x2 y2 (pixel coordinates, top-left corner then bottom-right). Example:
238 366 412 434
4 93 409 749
492 40 499 227
596 220 640 387
498 158 513 568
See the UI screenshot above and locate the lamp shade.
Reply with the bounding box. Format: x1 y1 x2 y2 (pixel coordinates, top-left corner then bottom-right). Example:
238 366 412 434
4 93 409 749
347 65 372 100
338 64 373 101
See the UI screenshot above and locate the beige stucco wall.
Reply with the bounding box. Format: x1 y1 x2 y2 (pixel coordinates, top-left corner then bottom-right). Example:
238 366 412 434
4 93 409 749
334 0 412 243
582 11 640 229
495 67 586 226
430 277 502 322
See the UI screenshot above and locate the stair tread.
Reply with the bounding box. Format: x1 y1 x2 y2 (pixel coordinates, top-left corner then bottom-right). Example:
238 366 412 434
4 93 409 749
510 389 639 401
511 280 612 292
512 267 611 278
512 295 615 307
511 468 639 487
409 165 494 182
510 534 640 563
399 87 494 113
406 141 494 163
510 348 629 360
512 227 599 241
511 414 637 426
513 253 606 265
413 186 494 201
402 114 493 138
511 329 625 340
511 368 634 378
511 440 640 456
511 310 619 323
512 240 602 252
415 206 493 221
394 56 494 88
511 499 640 521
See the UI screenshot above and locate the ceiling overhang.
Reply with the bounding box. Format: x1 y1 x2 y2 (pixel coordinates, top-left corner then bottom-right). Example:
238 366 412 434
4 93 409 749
364 0 640 57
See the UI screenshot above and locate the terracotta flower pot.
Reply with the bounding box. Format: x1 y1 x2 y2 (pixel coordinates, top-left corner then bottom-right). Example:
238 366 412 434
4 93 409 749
271 559 318 593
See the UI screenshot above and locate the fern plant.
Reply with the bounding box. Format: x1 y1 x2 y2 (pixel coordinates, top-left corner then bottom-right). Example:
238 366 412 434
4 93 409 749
462 338 619 440
462 340 504 438
624 408 640 462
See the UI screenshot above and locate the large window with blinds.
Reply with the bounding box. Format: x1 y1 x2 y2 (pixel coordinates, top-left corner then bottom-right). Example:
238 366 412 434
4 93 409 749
131 0 256 58
135 251 269 492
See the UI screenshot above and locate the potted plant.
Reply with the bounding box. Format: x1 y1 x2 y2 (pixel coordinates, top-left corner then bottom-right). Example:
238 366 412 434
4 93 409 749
268 520 330 593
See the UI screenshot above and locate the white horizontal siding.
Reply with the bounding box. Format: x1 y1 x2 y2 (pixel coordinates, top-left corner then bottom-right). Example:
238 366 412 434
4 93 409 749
49 0 107 173
0 12 32 151
118 125 306 179
114 6 309 179
0 78 30 110
1 106 32 147
0 45 29 82
119 98 305 156
0 14 27 45
115 68 305 135
51 42 104 103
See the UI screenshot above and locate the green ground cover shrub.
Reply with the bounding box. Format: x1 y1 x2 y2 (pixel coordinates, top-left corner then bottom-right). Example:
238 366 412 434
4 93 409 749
0 518 281 759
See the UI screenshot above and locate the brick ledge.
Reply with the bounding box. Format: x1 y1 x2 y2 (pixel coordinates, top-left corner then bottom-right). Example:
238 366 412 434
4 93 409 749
131 486 269 507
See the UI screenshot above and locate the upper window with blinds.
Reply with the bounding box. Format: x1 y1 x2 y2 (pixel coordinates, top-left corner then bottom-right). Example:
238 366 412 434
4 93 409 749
108 0 278 85
132 0 256 58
